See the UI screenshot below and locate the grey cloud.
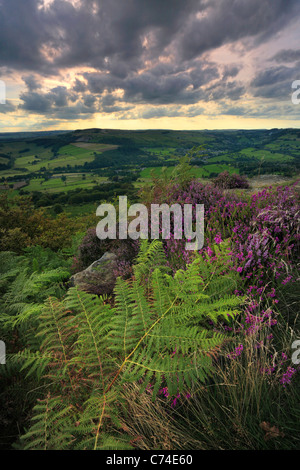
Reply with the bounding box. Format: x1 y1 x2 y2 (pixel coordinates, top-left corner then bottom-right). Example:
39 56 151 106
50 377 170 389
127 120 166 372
1 0 299 122
100 94 117 107
19 91 52 112
219 104 248 116
139 106 183 119
123 72 198 104
0 0 200 73
82 62 219 106
1 0 298 76
222 65 241 80
251 64 300 99
22 74 41 91
19 82 98 117
177 0 299 61
83 94 97 108
48 86 69 107
251 66 297 87
0 99 16 113
185 105 205 117
204 80 245 102
73 78 87 93
50 103 97 120
119 104 205 120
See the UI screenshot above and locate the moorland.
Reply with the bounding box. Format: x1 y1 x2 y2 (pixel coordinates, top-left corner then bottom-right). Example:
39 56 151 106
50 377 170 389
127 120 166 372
0 128 299 450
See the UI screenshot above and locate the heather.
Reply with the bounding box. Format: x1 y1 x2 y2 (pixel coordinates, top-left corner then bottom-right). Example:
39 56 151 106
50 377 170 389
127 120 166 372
141 176 300 293
0 163 299 450
134 170 300 446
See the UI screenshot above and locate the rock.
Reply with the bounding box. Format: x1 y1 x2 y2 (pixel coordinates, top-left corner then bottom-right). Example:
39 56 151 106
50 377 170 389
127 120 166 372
70 252 118 295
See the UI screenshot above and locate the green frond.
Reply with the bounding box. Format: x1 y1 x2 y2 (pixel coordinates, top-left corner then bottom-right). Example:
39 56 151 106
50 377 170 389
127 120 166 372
14 239 244 449
21 393 75 450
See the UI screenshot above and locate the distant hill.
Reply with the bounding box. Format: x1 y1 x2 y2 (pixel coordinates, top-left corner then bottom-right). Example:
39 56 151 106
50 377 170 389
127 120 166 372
0 127 299 212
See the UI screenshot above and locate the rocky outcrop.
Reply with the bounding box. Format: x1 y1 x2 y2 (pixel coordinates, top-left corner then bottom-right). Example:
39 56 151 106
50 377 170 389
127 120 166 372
70 252 118 295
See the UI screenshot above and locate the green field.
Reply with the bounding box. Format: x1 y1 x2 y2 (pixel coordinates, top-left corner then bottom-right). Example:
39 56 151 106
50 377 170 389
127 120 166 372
207 154 235 163
1 128 299 204
143 147 177 157
140 163 239 180
24 174 108 193
3 141 118 173
60 202 98 217
239 148 294 162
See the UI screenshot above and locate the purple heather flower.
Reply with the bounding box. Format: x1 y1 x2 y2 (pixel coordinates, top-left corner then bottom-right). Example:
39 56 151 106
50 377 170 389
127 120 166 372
280 367 296 387
214 234 222 244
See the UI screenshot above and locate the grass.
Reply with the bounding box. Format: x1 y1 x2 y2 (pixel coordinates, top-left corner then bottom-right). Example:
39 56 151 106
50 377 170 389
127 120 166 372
118 263 300 451
207 156 234 163
143 147 177 157
70 142 118 151
239 148 294 162
0 156 9 165
121 315 300 450
203 163 239 175
24 174 108 193
5 141 117 173
55 202 98 217
140 164 239 180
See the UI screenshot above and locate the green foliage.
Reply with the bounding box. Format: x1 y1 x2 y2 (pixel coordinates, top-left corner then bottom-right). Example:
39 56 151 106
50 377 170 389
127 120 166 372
0 249 70 342
10 240 243 450
0 193 84 252
170 155 195 186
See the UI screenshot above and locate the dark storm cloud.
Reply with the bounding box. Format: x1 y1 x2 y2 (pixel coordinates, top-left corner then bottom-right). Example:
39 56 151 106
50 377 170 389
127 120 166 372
1 0 298 74
203 80 246 102
122 72 198 105
0 0 201 73
19 83 96 117
19 93 99 119
19 86 72 112
81 61 219 106
22 75 41 91
83 94 97 108
222 65 241 80
251 66 297 88
0 0 47 71
73 78 87 93
251 64 300 99
270 49 300 63
18 78 130 119
0 99 16 113
177 0 299 61
19 90 52 112
0 0 299 120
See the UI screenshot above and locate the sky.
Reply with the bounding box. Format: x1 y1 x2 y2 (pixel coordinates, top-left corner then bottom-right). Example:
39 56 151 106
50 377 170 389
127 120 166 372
0 0 300 132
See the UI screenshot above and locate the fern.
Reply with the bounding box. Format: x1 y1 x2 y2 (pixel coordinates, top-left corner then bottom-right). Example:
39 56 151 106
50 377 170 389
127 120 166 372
15 240 244 450
20 392 75 450
133 239 169 284
0 250 70 346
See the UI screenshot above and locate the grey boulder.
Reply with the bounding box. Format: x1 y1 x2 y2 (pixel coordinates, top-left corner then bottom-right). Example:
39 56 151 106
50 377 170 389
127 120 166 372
70 252 118 295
